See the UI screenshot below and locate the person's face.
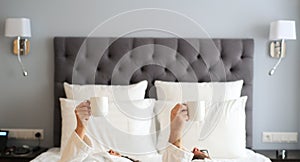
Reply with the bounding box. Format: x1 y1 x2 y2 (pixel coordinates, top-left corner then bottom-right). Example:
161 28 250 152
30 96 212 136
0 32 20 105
108 149 121 157
192 147 210 160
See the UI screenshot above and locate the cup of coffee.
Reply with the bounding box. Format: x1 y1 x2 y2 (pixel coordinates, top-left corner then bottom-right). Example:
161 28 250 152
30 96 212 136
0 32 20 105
185 101 205 122
90 97 109 117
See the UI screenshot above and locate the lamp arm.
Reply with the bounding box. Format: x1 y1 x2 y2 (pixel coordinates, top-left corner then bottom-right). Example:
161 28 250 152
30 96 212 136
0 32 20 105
268 39 285 76
268 57 283 76
17 36 28 76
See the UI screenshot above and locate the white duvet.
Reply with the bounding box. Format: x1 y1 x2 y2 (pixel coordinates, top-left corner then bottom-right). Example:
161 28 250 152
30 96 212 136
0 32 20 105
31 148 271 162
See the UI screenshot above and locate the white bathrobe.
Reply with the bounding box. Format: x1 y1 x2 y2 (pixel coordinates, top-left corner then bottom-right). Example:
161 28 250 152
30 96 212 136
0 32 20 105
59 132 194 162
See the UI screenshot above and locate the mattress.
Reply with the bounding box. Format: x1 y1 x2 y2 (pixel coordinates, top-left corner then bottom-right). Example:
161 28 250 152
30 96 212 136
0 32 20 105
31 148 271 162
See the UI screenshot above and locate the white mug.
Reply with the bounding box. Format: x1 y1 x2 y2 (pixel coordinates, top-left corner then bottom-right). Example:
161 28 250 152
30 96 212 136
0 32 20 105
185 101 205 122
90 97 109 117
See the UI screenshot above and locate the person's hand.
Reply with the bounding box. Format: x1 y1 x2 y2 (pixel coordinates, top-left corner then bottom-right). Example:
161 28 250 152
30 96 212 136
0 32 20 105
74 100 91 138
192 147 210 160
169 103 189 148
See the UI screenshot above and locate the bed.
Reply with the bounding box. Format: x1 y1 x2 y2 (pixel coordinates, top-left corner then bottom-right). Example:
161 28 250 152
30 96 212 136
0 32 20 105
31 37 271 162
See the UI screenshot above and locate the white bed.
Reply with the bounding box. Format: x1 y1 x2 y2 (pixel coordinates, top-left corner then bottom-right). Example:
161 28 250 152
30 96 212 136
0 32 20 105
31 148 271 162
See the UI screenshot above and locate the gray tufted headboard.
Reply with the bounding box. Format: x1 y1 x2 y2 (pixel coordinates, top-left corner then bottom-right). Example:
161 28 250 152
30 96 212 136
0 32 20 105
54 37 254 148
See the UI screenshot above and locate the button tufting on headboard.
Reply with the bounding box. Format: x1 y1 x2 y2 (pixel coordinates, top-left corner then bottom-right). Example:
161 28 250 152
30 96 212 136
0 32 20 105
54 37 254 148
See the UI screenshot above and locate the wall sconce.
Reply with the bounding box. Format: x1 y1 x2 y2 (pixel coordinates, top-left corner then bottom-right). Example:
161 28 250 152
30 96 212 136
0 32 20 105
268 20 296 75
5 18 31 76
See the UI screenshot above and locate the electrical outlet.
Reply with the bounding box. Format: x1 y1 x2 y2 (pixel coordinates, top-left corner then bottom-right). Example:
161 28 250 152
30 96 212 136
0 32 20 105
1 128 44 140
263 132 298 143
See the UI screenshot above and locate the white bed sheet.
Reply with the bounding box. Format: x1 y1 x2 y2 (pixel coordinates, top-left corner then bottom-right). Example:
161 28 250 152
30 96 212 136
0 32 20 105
31 148 271 162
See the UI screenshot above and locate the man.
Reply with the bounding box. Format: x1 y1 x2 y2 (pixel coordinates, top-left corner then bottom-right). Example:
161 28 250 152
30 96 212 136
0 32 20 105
59 101 209 162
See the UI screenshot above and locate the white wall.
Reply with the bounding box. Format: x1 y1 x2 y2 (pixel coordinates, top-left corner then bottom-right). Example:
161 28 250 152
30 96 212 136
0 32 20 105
0 0 299 149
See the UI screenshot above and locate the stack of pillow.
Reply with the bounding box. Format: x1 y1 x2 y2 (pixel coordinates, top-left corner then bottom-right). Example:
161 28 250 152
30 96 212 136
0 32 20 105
60 80 158 156
59 79 247 159
154 80 247 159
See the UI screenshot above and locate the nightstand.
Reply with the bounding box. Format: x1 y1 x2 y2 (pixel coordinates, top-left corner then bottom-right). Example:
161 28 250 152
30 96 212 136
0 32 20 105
0 147 47 162
255 150 300 162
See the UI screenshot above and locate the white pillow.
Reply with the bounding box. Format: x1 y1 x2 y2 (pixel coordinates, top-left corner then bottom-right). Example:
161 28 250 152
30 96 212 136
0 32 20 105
59 98 157 156
60 98 81 155
64 80 148 101
155 97 247 159
155 80 243 102
154 100 206 152
199 96 248 159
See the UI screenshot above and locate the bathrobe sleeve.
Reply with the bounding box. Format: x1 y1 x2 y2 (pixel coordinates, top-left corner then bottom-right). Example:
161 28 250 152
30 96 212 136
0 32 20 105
162 143 194 162
59 132 93 162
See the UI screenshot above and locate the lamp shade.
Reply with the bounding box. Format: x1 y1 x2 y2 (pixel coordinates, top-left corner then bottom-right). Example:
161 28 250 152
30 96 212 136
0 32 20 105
269 20 296 40
5 18 31 37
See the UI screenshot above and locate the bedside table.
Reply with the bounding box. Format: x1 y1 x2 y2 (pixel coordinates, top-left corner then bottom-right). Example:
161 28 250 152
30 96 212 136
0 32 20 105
0 147 48 162
255 150 300 162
